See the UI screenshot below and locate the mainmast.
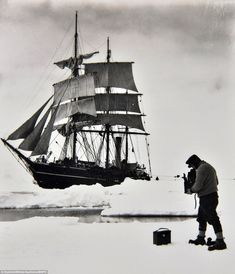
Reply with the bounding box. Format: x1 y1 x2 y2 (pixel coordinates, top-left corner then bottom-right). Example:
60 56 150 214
105 37 111 169
125 103 129 163
72 11 78 162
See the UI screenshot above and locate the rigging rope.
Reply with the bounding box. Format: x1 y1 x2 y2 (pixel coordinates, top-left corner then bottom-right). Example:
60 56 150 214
4 144 32 176
89 130 100 160
77 12 107 55
81 132 96 161
23 18 74 113
96 132 105 165
129 135 137 162
139 94 152 177
45 131 62 161
76 134 90 161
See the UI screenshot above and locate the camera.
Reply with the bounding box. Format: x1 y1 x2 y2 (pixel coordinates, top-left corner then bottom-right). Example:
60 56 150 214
182 168 196 193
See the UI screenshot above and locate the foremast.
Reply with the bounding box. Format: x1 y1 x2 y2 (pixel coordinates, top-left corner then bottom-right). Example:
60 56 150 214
72 11 79 163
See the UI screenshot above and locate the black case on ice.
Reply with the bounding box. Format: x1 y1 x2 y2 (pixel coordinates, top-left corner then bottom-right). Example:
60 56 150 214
153 228 171 245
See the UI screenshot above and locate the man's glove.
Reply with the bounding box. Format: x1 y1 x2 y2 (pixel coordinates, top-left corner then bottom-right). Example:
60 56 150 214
182 173 192 194
186 188 193 195
182 173 187 181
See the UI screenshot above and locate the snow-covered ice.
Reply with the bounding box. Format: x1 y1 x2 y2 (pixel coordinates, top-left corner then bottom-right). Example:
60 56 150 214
0 178 234 274
0 179 197 216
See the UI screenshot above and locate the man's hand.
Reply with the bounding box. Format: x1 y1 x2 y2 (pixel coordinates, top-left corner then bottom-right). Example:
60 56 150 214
186 188 193 195
182 173 187 181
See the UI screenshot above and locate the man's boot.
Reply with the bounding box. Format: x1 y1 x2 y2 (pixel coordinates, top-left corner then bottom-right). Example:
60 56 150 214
206 237 216 246
189 236 205 246
208 239 227 251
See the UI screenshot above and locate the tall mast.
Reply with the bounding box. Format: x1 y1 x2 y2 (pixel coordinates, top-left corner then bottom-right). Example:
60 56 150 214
107 37 111 63
72 11 78 162
105 37 111 169
73 11 79 77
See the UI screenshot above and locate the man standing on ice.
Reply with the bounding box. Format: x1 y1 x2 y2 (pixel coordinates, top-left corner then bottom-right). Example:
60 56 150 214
185 154 227 251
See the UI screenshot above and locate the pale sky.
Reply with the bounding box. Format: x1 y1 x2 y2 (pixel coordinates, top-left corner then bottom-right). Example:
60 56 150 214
0 0 235 189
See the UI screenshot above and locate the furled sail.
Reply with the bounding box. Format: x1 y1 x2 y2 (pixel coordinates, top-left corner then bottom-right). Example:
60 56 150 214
55 98 96 122
85 62 138 92
19 107 51 151
54 51 99 70
54 57 74 70
7 96 52 140
95 93 141 113
55 119 95 137
31 108 58 156
53 75 95 106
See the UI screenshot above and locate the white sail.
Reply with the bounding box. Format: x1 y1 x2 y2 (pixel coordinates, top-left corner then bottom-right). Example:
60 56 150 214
55 98 96 122
96 114 144 131
85 62 138 92
53 75 95 106
31 108 58 156
19 107 51 151
7 96 52 140
95 93 141 113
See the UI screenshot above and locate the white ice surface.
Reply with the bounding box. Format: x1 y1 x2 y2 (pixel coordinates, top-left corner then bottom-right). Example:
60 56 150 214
0 178 198 216
0 178 234 274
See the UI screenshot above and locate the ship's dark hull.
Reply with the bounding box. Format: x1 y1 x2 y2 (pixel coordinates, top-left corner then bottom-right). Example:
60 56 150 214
29 162 126 189
1 139 150 189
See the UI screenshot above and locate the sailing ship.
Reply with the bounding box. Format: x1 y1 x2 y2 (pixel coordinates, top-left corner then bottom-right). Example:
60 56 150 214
1 12 151 189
